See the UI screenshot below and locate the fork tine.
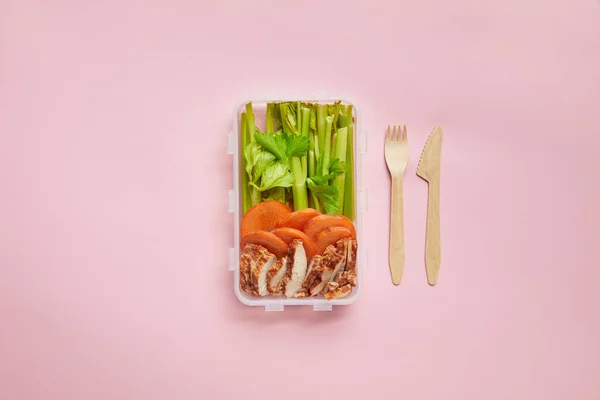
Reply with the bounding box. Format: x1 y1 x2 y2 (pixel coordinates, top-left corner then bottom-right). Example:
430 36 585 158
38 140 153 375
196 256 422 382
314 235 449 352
386 125 391 143
394 125 398 142
403 125 407 142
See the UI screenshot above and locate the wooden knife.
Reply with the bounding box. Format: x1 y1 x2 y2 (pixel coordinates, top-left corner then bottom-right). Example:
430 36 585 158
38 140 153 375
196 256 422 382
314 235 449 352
416 126 443 285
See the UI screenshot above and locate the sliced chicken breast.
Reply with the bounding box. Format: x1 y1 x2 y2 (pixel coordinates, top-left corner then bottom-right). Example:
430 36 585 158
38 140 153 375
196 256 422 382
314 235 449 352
337 270 357 287
310 246 344 296
283 239 308 298
302 256 321 292
267 256 288 295
346 239 357 274
251 246 277 297
330 239 349 282
337 239 358 287
324 283 353 300
292 255 321 298
240 244 261 294
325 281 339 293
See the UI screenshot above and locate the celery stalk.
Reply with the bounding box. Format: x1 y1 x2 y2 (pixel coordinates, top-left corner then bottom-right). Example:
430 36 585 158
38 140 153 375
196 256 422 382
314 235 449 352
301 156 307 179
246 103 262 206
308 121 321 211
266 103 274 134
334 106 350 215
332 133 337 163
300 107 310 178
317 104 327 152
321 115 334 178
289 106 310 210
308 145 315 177
332 127 348 214
308 151 316 209
343 105 355 220
314 130 320 163
241 112 251 213
296 102 302 134
290 156 307 210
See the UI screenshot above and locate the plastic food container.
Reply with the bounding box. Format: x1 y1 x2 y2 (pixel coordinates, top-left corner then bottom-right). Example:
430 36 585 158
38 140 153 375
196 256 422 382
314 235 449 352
227 92 367 311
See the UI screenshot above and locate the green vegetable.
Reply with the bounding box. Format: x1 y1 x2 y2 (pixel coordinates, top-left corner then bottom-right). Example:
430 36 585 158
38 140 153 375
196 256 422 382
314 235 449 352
265 187 286 203
249 161 294 191
316 104 327 152
309 106 316 131
308 155 346 214
241 113 251 213
287 134 311 158
254 132 309 160
245 103 262 207
343 105 354 219
331 105 349 214
329 101 341 132
250 104 310 210
274 105 282 132
279 103 298 135
293 106 311 210
307 105 319 210
307 178 339 214
266 103 274 134
244 143 273 182
332 127 348 214
321 116 334 177
255 133 287 160
240 101 354 216
301 109 311 172
328 158 346 176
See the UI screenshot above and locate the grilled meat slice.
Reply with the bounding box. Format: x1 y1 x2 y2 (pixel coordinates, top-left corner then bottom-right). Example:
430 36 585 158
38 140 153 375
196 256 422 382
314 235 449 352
250 247 277 297
283 239 308 298
324 284 353 300
239 244 260 294
267 256 288 295
310 246 344 296
293 255 321 298
337 239 358 287
329 239 349 283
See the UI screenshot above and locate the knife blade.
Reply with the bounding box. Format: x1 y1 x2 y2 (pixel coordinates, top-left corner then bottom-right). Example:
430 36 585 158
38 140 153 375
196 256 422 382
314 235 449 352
417 126 443 285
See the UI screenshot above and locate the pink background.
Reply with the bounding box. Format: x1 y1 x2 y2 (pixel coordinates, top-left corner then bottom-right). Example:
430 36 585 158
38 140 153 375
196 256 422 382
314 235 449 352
1 0 600 399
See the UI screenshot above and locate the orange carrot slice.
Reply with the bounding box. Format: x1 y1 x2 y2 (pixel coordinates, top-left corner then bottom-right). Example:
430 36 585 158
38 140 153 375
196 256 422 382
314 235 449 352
241 200 292 239
276 208 321 231
241 231 289 258
315 227 353 254
271 228 317 260
303 214 356 242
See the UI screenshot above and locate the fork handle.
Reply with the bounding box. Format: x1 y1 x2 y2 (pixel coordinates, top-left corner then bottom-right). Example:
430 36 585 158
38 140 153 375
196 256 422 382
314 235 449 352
389 175 405 285
425 179 441 285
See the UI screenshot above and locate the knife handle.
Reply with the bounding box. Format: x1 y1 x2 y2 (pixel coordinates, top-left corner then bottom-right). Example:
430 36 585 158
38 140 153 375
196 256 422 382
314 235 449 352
425 179 441 285
389 175 405 285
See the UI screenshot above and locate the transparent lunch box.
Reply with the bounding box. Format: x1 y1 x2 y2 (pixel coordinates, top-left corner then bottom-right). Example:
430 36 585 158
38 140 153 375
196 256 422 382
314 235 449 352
226 92 368 311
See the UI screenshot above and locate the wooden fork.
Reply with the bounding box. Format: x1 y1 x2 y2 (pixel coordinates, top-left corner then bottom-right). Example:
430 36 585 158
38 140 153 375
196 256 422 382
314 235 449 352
384 125 409 285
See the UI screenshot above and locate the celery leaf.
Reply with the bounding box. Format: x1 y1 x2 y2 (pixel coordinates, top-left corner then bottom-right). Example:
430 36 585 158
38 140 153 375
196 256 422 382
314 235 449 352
255 133 287 160
250 162 294 191
244 143 276 183
328 158 347 176
285 134 310 158
307 178 339 214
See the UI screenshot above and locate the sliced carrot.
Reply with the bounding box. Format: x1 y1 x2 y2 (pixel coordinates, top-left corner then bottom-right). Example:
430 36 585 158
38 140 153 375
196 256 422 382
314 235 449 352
241 231 289 258
241 200 292 239
315 227 353 255
303 214 356 242
276 208 321 231
271 228 317 260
